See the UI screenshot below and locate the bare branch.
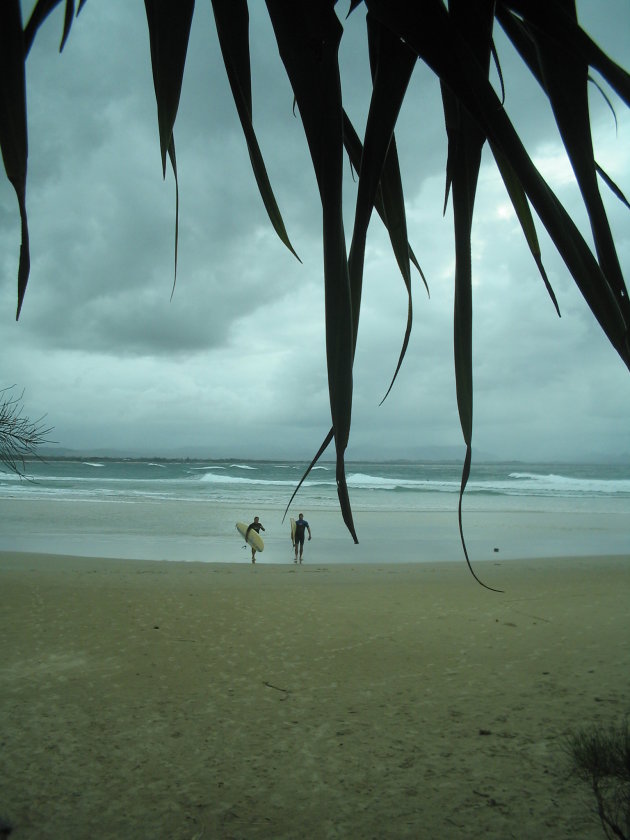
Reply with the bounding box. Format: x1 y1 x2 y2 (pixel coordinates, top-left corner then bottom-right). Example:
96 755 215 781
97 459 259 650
0 386 54 478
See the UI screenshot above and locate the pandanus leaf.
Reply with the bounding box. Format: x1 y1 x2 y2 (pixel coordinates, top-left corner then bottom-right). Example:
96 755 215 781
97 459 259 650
537 21 627 319
443 0 500 593
348 13 417 402
292 22 425 526
283 428 335 523
0 0 30 320
266 0 357 542
167 140 179 301
211 0 300 262
144 0 194 297
498 0 630 108
367 0 630 370
342 111 427 292
24 0 76 55
596 164 630 210
498 1 629 326
144 0 194 179
491 142 561 317
588 75 618 133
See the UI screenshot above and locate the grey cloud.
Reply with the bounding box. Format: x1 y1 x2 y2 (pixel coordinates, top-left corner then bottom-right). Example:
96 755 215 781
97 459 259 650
1 2 628 461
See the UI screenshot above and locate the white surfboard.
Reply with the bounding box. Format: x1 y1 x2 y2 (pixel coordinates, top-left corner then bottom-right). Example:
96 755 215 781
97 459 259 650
236 521 264 552
290 517 296 546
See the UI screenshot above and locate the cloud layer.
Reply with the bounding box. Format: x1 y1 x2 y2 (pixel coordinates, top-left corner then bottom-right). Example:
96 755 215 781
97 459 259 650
1 1 629 462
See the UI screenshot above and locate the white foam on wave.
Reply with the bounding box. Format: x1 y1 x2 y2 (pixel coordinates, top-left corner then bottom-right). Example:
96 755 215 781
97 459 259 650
230 464 257 470
198 472 328 487
83 462 104 468
345 472 455 491
508 471 630 495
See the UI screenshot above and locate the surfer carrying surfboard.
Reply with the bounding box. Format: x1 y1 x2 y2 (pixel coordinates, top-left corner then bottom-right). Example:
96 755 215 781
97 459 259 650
293 513 311 564
246 516 265 564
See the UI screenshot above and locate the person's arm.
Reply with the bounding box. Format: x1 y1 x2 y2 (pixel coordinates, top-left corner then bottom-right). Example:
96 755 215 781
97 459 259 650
261 524 265 532
307 525 312 540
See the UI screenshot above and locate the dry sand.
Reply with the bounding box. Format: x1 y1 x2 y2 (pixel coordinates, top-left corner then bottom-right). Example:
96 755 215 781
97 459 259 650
0 552 628 839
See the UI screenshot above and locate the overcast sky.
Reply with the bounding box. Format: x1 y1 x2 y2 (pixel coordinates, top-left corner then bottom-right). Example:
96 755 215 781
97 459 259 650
1 2 629 462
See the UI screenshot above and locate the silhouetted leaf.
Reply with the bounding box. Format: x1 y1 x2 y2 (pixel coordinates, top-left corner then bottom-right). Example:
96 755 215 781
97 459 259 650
267 0 357 541
0 0 30 319
588 75 618 133
212 0 300 261
491 142 560 316
596 163 630 209
498 0 630 107
144 0 193 179
144 0 193 298
348 13 417 401
24 0 76 55
518 2 629 327
167 140 179 300
283 428 334 523
368 0 630 371
342 111 427 288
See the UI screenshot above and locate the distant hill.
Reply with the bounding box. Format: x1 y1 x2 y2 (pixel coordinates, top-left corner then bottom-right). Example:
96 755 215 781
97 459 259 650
33 444 630 465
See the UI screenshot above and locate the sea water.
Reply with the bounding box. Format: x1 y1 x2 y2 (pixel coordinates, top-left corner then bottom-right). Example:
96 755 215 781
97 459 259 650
0 459 628 564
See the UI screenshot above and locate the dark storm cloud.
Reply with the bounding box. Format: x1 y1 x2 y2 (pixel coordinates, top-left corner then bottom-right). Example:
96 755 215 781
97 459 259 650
1 1 628 459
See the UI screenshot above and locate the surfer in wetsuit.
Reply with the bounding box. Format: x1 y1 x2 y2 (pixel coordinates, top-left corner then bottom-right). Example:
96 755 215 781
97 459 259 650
246 516 265 564
293 513 311 564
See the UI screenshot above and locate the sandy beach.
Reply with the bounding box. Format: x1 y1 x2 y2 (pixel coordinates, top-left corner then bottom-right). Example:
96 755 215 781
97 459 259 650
1 551 628 839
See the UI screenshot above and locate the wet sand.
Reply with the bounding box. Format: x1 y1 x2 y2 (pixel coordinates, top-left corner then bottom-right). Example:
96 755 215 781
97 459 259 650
0 551 628 839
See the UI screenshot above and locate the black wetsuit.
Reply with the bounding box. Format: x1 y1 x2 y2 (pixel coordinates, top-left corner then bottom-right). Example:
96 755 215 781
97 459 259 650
294 518 309 545
246 521 263 540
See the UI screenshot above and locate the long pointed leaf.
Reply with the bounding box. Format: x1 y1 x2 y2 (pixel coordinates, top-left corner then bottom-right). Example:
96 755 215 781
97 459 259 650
60 0 75 51
266 0 357 542
347 13 417 403
348 14 416 330
444 0 499 592
282 428 334 522
499 0 630 108
167 139 179 300
497 3 629 326
211 0 300 261
491 142 561 316
376 132 416 406
144 0 194 179
0 0 30 319
596 163 630 210
458 446 503 593
144 0 193 299
342 111 427 287
24 0 74 55
519 2 629 326
367 0 630 369
588 75 618 133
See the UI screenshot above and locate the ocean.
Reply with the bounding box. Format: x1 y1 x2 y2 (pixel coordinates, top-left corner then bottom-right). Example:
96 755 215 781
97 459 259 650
0 458 628 565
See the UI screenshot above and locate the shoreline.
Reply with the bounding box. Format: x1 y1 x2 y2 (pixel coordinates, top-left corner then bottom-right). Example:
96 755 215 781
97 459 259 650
2 497 629 564
1 550 629 838
1 547 630 568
